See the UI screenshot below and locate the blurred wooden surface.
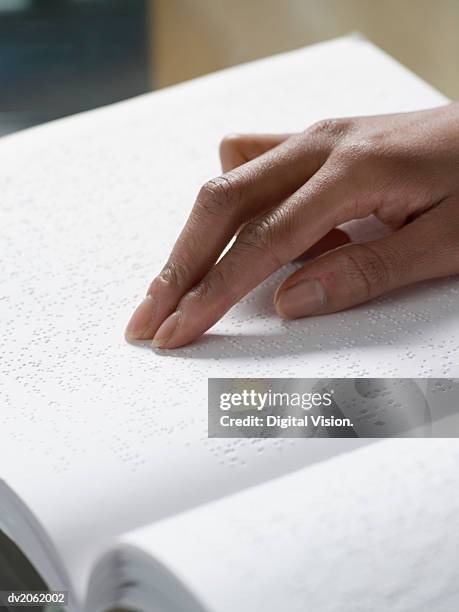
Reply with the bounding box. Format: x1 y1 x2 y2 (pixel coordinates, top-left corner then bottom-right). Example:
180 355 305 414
150 0 458 99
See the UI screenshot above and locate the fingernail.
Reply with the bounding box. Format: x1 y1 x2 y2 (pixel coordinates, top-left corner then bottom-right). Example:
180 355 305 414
276 279 326 319
125 295 156 340
152 311 180 348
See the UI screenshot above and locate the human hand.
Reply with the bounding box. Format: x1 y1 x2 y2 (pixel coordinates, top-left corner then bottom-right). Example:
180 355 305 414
126 103 459 348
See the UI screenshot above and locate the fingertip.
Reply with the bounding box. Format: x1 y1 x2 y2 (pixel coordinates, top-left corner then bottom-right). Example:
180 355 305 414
126 273 182 342
274 293 293 320
151 311 182 349
125 295 156 340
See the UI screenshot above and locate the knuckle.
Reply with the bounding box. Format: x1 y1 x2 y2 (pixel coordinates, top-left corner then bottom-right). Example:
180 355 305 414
338 138 378 165
336 131 389 170
237 218 272 250
196 174 241 216
186 266 235 304
336 244 393 299
307 117 351 140
158 261 190 289
183 280 210 303
235 217 283 265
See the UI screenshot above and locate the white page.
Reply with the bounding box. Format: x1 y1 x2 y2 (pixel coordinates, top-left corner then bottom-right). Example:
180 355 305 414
0 35 456 602
120 438 459 612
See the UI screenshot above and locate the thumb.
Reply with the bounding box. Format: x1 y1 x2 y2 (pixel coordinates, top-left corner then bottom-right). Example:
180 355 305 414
274 198 459 319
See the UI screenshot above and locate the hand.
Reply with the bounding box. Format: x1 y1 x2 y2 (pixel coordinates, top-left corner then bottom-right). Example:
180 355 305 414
126 103 459 348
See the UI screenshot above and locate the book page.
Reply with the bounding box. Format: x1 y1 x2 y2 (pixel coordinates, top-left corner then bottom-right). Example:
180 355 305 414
0 35 455 602
115 437 459 612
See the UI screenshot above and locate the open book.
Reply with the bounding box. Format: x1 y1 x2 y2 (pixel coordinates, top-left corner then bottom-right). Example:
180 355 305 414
1 36 459 611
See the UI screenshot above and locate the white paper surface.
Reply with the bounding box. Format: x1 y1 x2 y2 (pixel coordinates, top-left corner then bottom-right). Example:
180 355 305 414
122 438 459 612
0 36 457 602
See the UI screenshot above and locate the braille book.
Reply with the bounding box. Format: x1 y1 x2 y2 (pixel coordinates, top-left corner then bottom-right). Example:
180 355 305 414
1 36 458 611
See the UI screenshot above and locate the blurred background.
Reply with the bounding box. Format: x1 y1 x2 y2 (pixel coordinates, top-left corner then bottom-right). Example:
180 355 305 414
0 0 458 137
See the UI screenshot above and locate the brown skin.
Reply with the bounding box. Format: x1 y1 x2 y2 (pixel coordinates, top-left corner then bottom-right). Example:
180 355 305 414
126 103 459 348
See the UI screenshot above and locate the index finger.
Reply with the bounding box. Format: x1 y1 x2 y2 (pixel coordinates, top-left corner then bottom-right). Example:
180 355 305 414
126 128 333 341
151 164 348 348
